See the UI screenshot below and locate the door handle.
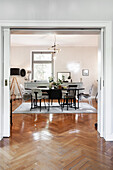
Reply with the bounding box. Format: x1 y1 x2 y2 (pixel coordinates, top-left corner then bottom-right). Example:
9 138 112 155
5 79 8 86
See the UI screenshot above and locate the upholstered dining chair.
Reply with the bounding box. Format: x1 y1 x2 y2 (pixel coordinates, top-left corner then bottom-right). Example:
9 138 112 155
63 85 77 110
37 85 49 99
19 84 31 102
31 89 47 111
79 84 94 105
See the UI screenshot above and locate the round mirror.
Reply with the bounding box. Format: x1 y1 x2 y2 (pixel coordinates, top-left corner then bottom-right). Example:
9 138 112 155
20 69 26 77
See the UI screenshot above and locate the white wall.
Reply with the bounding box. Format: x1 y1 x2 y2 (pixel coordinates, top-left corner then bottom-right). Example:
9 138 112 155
0 0 113 21
10 45 98 96
55 46 98 95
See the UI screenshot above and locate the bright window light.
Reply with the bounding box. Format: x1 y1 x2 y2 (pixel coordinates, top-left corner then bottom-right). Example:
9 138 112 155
34 63 52 81
32 52 53 81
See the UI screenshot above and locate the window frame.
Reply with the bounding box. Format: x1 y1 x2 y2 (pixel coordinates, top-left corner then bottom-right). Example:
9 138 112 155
32 51 54 80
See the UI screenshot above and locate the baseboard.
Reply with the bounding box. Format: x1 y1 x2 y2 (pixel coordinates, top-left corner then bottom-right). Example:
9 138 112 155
3 135 10 138
104 133 113 141
3 132 10 138
0 134 3 140
0 133 10 140
98 130 113 141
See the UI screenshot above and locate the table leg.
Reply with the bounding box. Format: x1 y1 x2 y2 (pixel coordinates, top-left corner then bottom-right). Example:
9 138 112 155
78 90 79 109
66 93 68 110
48 99 50 111
75 90 76 110
31 95 33 110
35 93 37 107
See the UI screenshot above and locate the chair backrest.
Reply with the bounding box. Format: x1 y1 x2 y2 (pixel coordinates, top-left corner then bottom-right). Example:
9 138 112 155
89 85 94 96
49 89 62 99
19 84 25 95
37 86 47 88
32 89 42 98
68 85 78 96
68 85 78 88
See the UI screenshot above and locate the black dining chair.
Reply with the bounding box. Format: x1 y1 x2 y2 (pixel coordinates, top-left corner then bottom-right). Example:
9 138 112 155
48 89 62 111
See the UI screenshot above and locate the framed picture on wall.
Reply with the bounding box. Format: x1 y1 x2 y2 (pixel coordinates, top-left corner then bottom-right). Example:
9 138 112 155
82 69 89 76
57 72 71 81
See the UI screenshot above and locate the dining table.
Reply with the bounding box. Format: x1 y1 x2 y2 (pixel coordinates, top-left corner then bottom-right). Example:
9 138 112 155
27 86 85 110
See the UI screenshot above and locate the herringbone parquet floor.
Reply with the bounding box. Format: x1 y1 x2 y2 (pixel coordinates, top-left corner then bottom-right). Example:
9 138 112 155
0 100 113 169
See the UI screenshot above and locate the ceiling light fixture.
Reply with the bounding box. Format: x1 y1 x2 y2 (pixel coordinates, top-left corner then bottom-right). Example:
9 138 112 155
48 34 61 54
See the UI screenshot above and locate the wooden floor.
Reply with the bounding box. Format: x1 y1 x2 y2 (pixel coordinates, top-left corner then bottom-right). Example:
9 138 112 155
0 100 113 170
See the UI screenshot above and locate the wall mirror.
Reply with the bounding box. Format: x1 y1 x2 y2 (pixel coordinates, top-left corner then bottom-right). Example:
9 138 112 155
57 72 71 82
82 69 89 76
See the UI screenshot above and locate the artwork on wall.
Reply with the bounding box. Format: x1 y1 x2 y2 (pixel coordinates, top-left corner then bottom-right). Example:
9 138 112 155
10 68 20 76
82 69 89 76
57 72 71 81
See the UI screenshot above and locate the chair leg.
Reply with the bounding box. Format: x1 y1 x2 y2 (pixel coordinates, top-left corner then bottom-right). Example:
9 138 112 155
30 95 33 110
44 98 46 109
74 98 76 110
58 99 60 105
40 99 41 112
51 99 53 105
89 98 92 105
71 99 72 107
63 98 64 108
48 99 50 111
63 98 65 108
61 99 63 111
67 98 68 110
34 99 36 107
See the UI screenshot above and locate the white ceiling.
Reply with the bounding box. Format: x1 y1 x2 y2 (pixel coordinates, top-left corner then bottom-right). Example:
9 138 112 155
11 34 99 47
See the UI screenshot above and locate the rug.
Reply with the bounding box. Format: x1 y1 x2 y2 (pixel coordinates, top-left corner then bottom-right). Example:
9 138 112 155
13 102 97 114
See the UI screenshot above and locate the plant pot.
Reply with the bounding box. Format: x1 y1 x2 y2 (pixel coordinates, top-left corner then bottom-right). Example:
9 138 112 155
58 85 62 89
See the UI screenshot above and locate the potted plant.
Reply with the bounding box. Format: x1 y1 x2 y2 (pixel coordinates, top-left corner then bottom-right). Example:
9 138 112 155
48 76 54 83
62 75 65 82
57 79 63 89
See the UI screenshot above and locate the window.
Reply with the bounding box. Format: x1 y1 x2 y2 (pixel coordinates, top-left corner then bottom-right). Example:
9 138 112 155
32 52 53 81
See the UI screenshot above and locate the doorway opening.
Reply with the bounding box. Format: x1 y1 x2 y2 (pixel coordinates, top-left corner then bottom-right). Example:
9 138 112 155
9 28 101 135
1 21 112 141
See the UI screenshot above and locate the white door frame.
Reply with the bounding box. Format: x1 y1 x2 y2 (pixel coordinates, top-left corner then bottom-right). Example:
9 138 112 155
3 29 10 137
0 21 112 141
0 27 4 140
